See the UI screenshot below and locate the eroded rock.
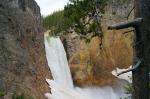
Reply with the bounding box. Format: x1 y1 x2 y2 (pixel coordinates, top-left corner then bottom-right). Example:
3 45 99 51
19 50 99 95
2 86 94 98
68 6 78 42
0 0 51 98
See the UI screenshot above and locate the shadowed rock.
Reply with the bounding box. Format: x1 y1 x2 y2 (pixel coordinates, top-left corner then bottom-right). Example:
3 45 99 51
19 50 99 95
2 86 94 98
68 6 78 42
0 0 51 98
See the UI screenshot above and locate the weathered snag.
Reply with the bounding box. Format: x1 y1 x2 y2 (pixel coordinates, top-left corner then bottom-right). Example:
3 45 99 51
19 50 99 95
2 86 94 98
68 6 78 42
108 18 142 30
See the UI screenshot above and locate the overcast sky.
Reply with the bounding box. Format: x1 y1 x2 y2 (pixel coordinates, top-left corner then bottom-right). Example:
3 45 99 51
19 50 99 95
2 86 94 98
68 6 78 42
35 0 69 16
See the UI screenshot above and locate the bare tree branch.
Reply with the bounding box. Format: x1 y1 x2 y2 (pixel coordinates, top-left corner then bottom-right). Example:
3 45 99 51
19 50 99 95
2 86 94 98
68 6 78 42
126 6 135 20
108 18 143 30
117 59 142 76
123 29 135 34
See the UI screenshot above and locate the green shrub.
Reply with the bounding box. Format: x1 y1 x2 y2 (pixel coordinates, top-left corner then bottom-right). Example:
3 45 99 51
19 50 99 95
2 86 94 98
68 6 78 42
0 90 6 97
12 94 25 99
12 93 34 99
124 82 133 95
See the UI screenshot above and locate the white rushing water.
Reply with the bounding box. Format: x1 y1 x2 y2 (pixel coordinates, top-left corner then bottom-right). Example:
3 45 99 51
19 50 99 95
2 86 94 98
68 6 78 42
45 35 73 88
44 34 131 99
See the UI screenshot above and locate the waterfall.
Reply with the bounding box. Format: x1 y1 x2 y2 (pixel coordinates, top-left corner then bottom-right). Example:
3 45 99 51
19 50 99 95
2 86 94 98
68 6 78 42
44 34 130 99
45 35 73 88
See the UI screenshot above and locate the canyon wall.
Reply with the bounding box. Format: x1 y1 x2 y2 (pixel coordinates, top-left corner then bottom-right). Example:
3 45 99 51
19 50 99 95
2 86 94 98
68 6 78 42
0 0 51 98
62 0 134 86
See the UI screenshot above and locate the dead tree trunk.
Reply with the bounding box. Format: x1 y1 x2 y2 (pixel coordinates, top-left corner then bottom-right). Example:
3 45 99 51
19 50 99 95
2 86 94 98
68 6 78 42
108 0 149 98
132 0 149 99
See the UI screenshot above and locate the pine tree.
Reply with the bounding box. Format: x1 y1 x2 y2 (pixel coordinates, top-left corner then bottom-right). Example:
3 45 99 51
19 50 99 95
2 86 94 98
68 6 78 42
64 0 108 37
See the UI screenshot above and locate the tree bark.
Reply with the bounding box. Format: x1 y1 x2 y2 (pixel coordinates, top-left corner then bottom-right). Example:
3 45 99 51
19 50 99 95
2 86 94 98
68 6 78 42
132 0 150 99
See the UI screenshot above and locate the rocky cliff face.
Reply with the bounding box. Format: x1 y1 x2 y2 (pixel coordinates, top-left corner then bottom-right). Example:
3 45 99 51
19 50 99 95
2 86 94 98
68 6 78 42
0 0 51 98
62 0 134 86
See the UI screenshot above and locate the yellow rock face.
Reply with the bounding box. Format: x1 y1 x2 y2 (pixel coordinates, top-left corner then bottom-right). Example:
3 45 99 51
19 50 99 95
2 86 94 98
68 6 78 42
66 0 134 87
69 29 133 87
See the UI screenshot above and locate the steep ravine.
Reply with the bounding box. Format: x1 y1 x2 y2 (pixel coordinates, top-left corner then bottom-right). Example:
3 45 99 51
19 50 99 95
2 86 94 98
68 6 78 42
61 0 134 86
0 0 51 98
0 0 135 98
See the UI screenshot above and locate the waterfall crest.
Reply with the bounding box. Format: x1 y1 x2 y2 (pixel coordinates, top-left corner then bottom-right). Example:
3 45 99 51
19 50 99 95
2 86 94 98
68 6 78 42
44 34 130 99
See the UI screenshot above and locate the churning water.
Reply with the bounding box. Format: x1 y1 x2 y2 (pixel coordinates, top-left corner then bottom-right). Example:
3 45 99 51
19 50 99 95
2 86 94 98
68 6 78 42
44 34 131 99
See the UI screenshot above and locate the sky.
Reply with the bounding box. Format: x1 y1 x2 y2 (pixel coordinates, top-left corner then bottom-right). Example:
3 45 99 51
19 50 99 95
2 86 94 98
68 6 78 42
35 0 69 16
